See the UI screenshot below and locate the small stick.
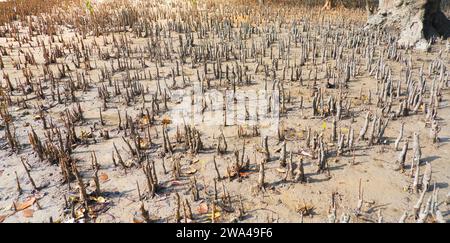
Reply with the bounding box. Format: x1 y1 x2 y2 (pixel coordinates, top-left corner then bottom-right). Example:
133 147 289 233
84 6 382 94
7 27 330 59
185 198 193 220
93 167 101 196
238 194 245 218
15 171 22 195
258 159 266 190
214 178 218 201
113 143 127 169
191 176 200 201
20 157 39 191
175 192 181 223
99 108 105 126
280 141 287 168
35 198 42 210
112 151 117 167
136 180 142 201
161 157 167 174
72 164 88 209
211 201 216 223
117 109 122 130
213 156 221 180
182 200 188 223
263 136 270 161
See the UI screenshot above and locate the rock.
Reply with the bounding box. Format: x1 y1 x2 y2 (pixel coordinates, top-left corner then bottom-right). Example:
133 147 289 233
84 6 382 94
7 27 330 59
366 0 450 49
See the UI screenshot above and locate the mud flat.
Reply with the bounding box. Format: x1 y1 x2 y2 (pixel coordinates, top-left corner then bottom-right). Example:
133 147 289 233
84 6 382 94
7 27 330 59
0 0 449 223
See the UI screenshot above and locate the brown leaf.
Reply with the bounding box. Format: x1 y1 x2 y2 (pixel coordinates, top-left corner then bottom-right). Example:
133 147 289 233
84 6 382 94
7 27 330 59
15 197 36 211
161 116 171 125
185 167 197 175
139 116 149 126
22 209 34 218
239 171 251 178
99 173 109 182
197 203 208 214
0 214 9 223
133 217 144 223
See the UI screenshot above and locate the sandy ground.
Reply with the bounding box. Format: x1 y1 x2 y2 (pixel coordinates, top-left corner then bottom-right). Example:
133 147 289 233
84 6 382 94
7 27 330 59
0 0 449 223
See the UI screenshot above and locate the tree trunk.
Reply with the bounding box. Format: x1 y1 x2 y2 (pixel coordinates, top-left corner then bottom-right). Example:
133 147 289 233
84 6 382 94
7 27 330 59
367 0 450 50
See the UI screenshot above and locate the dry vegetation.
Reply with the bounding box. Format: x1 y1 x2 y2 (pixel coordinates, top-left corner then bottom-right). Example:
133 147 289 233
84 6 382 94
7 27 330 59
0 0 81 26
0 0 449 223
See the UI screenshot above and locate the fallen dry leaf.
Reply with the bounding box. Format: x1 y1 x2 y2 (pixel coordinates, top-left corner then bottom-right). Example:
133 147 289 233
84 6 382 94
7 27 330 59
22 209 34 218
207 210 221 220
139 116 150 126
99 173 109 182
300 150 313 157
239 171 251 177
93 196 106 203
197 203 208 214
81 130 92 139
133 217 144 223
0 214 9 223
276 168 287 173
169 180 182 187
75 207 85 219
185 167 197 175
139 139 149 149
15 197 36 211
68 195 79 203
161 116 171 125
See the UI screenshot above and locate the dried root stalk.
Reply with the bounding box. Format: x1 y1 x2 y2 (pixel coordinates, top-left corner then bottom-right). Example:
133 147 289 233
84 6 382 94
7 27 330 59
257 159 266 191
358 112 371 141
394 123 404 151
213 156 222 181
72 163 88 208
422 162 432 192
216 131 228 155
20 157 39 191
294 157 306 183
395 141 408 172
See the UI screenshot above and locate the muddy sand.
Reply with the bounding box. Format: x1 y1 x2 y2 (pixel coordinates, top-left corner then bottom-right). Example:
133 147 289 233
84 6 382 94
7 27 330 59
0 0 449 223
